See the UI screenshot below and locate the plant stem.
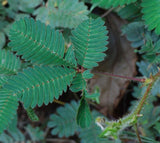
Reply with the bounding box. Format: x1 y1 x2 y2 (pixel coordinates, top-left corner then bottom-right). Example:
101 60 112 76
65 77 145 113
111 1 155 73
134 71 160 115
53 99 65 105
135 123 142 143
101 8 115 18
94 72 146 83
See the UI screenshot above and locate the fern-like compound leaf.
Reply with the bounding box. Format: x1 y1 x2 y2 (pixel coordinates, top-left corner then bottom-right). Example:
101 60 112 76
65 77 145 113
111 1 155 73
70 73 86 92
48 100 79 137
0 115 25 142
25 125 44 141
0 50 21 75
64 45 77 67
0 89 18 133
4 66 76 108
91 0 137 9
9 18 75 67
71 18 108 69
122 22 145 48
141 0 160 35
34 0 89 29
26 107 39 121
79 111 108 143
117 2 141 20
0 76 8 88
76 96 92 128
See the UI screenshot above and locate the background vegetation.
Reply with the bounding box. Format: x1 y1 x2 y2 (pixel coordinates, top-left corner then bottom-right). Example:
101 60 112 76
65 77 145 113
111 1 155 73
0 0 160 142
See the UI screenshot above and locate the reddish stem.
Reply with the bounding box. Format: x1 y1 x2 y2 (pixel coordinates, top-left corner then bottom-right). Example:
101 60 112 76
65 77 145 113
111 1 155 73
94 72 146 83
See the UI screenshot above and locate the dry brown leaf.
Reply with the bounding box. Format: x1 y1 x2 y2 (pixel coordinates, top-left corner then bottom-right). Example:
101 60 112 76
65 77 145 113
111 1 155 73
89 13 137 116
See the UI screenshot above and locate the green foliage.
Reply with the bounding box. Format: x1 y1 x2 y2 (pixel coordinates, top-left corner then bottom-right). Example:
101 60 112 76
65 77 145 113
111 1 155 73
34 0 89 29
79 111 112 143
71 18 108 69
48 101 110 143
122 22 145 48
64 45 77 67
0 32 5 49
91 0 137 9
117 2 141 20
9 18 75 67
0 49 21 74
26 107 39 121
123 22 160 63
48 100 79 137
18 0 43 13
76 96 92 128
0 116 25 143
136 61 160 96
0 13 108 135
0 89 18 133
121 131 159 143
70 73 86 92
4 66 76 108
25 125 44 141
1 0 160 142
85 88 100 104
0 75 8 87
141 0 160 35
82 70 93 79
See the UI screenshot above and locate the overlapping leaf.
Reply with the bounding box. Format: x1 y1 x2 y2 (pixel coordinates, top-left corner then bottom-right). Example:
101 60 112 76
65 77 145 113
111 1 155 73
141 0 160 35
26 107 39 121
76 96 92 128
4 66 76 108
0 89 18 133
71 18 108 69
48 101 79 137
91 0 137 9
0 50 21 75
70 73 86 92
34 0 89 29
0 76 8 88
0 115 25 143
9 18 75 67
117 2 141 20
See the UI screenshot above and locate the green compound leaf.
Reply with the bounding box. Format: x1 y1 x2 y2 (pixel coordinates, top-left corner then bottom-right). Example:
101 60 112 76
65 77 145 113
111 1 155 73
117 2 141 20
18 0 43 13
85 88 100 104
0 50 21 75
4 66 76 108
64 45 77 67
0 76 8 88
25 125 44 141
141 0 160 35
0 32 5 49
0 115 25 142
71 18 108 69
79 111 110 143
122 22 145 48
91 0 137 9
0 89 18 134
76 96 92 128
9 18 75 67
34 0 89 29
26 107 39 121
48 101 79 137
139 40 160 64
82 70 93 79
70 73 86 92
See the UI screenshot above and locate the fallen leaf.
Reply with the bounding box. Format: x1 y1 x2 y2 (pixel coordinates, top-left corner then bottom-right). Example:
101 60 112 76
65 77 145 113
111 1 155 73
89 13 137 116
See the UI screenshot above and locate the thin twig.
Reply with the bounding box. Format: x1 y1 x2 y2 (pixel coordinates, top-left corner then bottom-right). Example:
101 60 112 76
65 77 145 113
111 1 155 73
135 123 142 143
94 72 146 83
101 8 114 18
53 99 65 105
